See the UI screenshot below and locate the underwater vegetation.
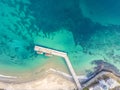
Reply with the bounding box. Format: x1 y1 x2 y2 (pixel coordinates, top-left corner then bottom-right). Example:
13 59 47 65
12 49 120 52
0 0 38 65
0 0 120 72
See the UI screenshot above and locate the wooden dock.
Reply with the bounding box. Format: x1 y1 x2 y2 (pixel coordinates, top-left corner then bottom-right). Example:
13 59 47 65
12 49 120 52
34 45 82 90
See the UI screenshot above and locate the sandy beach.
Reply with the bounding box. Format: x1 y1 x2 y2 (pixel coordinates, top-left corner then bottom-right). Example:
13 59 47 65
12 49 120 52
0 55 77 90
0 71 76 90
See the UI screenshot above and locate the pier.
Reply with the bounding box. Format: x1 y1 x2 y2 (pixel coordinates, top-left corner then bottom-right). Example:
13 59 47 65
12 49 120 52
34 45 82 90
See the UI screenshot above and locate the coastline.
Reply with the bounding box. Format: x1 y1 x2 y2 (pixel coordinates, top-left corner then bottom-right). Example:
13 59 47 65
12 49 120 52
0 67 120 89
0 55 71 83
0 74 16 78
0 48 120 89
0 68 77 90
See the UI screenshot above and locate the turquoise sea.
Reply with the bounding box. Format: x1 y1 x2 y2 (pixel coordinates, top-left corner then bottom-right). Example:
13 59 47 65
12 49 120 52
0 0 120 78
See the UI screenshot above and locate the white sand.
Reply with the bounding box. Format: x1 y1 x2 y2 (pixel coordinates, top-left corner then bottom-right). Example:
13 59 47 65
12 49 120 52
0 73 76 90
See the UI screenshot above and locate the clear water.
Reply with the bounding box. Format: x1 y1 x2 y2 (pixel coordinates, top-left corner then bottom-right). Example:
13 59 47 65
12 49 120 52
0 0 120 77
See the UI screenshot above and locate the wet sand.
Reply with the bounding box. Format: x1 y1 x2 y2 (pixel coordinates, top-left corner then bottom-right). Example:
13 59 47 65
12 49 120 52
0 56 77 89
0 70 76 90
0 56 70 83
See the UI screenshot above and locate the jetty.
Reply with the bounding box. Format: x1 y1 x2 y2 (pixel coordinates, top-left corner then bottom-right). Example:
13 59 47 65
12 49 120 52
81 66 120 87
34 45 82 90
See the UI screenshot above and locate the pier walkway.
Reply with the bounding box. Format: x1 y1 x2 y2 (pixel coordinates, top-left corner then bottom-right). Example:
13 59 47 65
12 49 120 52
34 45 82 90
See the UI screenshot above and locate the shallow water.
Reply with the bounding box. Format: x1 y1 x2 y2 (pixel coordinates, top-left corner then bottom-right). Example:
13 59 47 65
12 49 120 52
0 0 120 78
